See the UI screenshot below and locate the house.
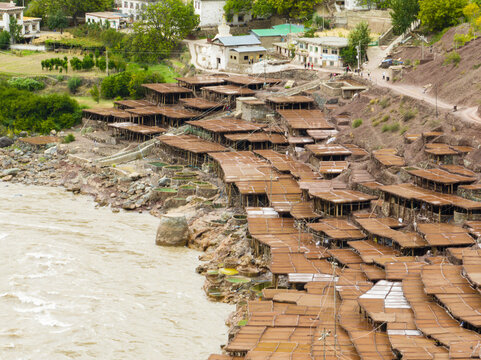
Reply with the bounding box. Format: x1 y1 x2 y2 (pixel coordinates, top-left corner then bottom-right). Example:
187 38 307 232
0 1 41 40
209 35 263 70
294 37 348 68
85 12 128 30
193 0 251 27
121 0 156 21
228 46 266 66
335 0 369 10
251 23 305 49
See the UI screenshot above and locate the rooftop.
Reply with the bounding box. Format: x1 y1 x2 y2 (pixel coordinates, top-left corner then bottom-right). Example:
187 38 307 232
213 35 261 47
298 36 349 48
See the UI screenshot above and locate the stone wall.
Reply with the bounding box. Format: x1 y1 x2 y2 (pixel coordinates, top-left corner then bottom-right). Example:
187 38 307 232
194 19 273 39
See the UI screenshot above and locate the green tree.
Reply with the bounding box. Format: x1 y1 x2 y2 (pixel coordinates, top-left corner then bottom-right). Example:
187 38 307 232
419 0 468 31
47 9 68 34
61 0 113 25
9 15 23 44
252 0 275 18
390 0 419 35
131 0 199 63
0 30 10 49
268 0 322 19
341 21 371 66
224 0 252 21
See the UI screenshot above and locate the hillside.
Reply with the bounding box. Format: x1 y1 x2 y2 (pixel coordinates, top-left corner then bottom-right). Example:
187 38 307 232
398 24 481 107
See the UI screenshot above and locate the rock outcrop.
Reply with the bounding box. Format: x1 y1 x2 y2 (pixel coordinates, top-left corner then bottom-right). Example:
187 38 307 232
155 213 190 247
0 137 13 148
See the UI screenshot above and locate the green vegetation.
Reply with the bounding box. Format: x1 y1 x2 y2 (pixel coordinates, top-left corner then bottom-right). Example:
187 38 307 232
7 77 45 91
90 84 100 104
379 97 390 109
382 115 390 122
67 77 82 94
27 0 112 25
382 122 401 132
419 0 468 31
63 133 76 143
41 57 69 72
131 0 199 63
443 50 461 65
390 0 420 35
9 15 22 44
401 108 416 121
0 82 82 134
400 126 409 135
341 22 371 66
0 31 9 50
352 118 363 128
224 0 321 21
100 71 165 99
47 9 68 33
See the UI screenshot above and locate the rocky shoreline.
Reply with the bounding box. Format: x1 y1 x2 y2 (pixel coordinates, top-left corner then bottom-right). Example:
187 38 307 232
0 133 269 343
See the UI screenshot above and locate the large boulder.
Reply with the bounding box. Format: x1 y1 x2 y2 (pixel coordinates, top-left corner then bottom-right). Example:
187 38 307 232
0 137 13 148
155 213 190 247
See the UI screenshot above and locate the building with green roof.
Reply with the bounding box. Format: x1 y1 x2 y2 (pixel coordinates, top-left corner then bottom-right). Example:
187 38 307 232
251 23 305 49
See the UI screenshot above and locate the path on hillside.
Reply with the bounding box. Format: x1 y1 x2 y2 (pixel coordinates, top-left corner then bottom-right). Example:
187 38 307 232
366 43 481 125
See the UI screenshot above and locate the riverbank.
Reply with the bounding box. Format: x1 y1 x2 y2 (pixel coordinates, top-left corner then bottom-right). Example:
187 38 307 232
0 127 270 349
0 182 232 358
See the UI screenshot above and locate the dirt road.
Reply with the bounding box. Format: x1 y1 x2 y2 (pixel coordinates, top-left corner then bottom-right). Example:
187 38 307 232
365 44 481 125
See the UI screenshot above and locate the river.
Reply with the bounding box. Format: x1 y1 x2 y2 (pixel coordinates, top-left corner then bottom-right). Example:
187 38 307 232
0 182 232 359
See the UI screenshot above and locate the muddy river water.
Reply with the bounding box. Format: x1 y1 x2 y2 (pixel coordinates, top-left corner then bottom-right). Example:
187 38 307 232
0 182 232 359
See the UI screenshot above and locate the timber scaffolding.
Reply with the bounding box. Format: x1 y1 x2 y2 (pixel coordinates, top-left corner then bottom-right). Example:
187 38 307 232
277 109 335 137
201 85 255 107
82 108 131 122
186 118 266 144
113 99 154 110
175 75 225 95
223 75 281 90
142 83 193 105
108 122 166 141
156 134 227 166
265 95 315 110
406 167 476 194
379 183 481 222
223 131 288 151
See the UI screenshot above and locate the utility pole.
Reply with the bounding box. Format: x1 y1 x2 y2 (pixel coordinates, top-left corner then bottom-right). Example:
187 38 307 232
356 41 361 73
333 261 338 351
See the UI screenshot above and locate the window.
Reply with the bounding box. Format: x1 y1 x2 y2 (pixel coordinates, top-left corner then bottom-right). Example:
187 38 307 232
309 46 312 51
259 54 263 58
299 43 304 49
315 47 318 52
244 56 249 60
322 49 328 54
330 61 334 66
238 14 244 22
332 49 338 55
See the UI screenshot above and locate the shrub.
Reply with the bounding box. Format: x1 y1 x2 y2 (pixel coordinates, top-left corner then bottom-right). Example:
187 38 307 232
0 30 10 50
101 71 165 99
82 54 95 70
41 57 68 72
70 57 83 71
7 77 45 91
379 97 390 109
381 115 390 122
352 118 363 128
90 84 100 103
67 77 82 94
400 126 409 135
401 108 416 121
382 122 400 132
0 84 82 134
63 133 75 143
443 51 461 66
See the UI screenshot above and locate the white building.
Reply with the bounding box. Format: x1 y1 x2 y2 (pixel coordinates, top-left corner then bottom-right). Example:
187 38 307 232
290 37 349 68
86 12 127 30
120 0 156 21
193 0 251 27
335 0 369 10
0 1 41 40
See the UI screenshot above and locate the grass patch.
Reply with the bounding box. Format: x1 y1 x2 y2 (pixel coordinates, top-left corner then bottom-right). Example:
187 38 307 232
400 126 409 135
381 115 390 123
401 108 416 121
73 96 114 108
382 122 400 133
126 62 179 83
379 97 390 109
62 133 75 143
473 63 481 70
429 27 450 45
352 118 363 128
